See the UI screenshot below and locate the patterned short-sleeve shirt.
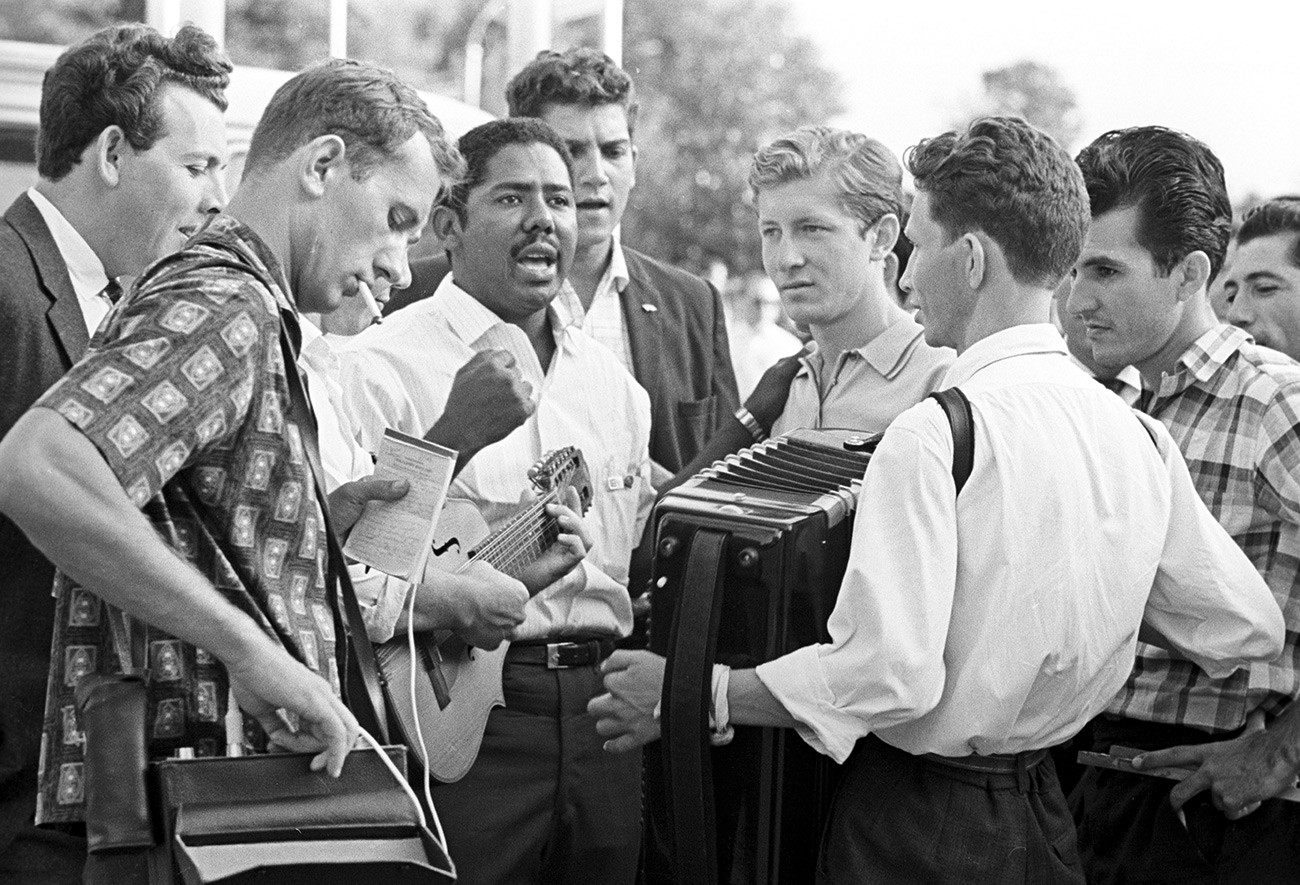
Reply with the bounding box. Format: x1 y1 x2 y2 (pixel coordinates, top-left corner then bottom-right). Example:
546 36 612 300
33 216 337 824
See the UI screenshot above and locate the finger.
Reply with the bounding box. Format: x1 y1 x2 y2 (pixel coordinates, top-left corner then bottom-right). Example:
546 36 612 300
1169 770 1212 812
1133 745 1209 770
602 733 649 754
344 477 410 502
1228 801 1262 820
601 649 639 674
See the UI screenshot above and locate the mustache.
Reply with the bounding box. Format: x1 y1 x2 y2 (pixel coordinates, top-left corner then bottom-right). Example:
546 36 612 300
509 233 560 260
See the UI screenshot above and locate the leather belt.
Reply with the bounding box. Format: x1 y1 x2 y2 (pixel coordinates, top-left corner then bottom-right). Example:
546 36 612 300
506 638 616 669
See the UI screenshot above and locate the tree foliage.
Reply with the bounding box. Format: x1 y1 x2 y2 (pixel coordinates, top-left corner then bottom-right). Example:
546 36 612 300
961 60 1082 152
621 0 844 275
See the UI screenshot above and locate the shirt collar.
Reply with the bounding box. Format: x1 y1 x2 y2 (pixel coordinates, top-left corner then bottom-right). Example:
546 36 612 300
941 324 1069 387
1170 323 1250 390
441 273 574 349
26 187 110 300
796 313 930 381
551 235 628 327
296 315 338 378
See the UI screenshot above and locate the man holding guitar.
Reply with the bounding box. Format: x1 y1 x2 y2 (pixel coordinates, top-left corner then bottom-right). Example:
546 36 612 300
338 118 653 884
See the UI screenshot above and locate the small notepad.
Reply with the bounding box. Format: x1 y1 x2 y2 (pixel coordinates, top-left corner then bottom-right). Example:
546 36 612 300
342 429 457 581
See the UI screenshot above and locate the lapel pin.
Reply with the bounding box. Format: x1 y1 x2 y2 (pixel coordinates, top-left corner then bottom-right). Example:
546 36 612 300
641 303 658 313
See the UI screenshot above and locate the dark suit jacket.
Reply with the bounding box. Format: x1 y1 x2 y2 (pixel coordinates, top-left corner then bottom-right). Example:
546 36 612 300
391 248 739 475
0 193 91 847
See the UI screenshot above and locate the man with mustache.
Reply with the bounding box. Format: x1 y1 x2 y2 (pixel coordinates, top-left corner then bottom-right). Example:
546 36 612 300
391 48 739 484
339 118 653 884
0 24 229 880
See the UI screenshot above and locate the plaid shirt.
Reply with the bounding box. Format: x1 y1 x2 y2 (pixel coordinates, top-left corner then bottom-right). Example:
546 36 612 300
33 216 337 823
1108 324 1300 732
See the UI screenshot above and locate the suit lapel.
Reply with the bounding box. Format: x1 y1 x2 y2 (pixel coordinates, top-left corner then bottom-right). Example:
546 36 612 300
6 193 89 363
619 250 659 385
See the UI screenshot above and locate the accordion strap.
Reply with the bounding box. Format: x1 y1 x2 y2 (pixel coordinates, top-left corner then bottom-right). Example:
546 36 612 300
660 527 730 884
929 387 975 496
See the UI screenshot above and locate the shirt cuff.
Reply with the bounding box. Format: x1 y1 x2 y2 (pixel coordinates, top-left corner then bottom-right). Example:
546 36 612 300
755 645 865 764
348 561 413 644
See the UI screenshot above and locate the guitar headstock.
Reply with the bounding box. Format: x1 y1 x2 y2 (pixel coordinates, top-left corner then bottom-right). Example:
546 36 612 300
527 446 593 515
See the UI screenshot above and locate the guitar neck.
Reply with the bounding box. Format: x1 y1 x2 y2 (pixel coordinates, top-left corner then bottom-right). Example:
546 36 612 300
470 490 561 581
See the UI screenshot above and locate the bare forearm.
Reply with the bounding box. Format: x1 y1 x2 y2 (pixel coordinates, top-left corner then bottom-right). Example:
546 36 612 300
423 417 477 478
0 410 278 663
661 416 751 495
727 668 800 729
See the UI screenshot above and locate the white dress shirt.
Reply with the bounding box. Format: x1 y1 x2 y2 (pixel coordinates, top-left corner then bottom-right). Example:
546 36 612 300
298 318 413 642
336 276 653 641
756 324 1284 762
26 187 113 335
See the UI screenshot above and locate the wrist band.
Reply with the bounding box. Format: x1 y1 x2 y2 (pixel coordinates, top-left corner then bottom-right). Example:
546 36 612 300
735 407 767 443
708 663 735 747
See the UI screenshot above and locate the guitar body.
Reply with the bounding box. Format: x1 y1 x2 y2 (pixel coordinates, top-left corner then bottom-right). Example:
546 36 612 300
376 500 507 782
374 449 593 783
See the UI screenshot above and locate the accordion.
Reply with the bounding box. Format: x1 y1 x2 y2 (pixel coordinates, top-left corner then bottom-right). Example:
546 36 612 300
646 428 877 885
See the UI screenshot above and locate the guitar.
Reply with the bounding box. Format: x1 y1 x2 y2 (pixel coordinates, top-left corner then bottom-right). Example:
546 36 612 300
374 447 593 782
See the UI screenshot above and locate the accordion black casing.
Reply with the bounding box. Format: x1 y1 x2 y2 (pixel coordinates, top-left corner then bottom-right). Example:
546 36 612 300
646 428 877 885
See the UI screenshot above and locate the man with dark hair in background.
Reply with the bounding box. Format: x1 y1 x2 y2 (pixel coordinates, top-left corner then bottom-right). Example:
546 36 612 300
1068 127 1300 883
0 57 453 881
395 47 738 485
591 116 1284 884
340 116 651 884
0 24 230 879
1221 195 1300 362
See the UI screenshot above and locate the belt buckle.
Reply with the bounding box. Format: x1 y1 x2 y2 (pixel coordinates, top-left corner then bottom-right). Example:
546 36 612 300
546 642 566 669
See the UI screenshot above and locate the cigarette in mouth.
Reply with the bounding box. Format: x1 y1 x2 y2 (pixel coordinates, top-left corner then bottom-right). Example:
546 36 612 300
357 280 383 325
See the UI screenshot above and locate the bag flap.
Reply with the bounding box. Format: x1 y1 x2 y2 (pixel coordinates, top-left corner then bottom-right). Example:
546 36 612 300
176 791 416 844
155 747 407 812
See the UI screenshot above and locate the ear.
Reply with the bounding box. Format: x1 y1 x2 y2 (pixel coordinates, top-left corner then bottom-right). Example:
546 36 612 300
430 204 464 251
868 213 900 261
96 126 128 187
1173 250 1212 303
883 251 901 293
298 134 348 198
962 232 986 290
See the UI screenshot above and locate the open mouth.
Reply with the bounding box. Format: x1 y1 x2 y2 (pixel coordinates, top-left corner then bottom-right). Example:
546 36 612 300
577 199 610 211
513 241 559 282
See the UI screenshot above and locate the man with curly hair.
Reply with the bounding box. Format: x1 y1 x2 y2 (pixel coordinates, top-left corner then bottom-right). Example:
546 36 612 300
0 24 229 879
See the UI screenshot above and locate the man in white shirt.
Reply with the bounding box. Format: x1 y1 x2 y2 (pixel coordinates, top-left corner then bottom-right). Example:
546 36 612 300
0 24 229 881
590 117 1284 884
339 118 652 884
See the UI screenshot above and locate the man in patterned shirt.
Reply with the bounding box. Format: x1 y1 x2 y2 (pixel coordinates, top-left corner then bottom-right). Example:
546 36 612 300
0 58 457 871
1067 126 1300 882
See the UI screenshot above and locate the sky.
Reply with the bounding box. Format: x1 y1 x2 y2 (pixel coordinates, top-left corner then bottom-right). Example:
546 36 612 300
788 0 1300 201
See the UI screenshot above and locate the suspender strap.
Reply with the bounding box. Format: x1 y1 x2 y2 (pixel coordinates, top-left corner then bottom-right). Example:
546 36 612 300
928 387 975 496
277 319 391 745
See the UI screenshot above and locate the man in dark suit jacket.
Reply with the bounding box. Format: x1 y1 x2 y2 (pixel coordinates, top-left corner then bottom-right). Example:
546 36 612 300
389 48 738 480
0 25 229 879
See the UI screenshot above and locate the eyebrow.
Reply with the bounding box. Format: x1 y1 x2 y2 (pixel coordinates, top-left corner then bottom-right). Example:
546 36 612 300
1243 269 1289 284
1079 254 1123 269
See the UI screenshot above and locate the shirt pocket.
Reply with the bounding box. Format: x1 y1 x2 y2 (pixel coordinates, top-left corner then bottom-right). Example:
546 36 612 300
675 394 719 455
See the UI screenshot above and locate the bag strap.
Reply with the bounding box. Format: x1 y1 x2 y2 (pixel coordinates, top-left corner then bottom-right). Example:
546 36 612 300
928 387 975 496
276 319 391 745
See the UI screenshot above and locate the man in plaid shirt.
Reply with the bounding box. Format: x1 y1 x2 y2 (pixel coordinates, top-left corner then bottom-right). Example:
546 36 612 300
1067 126 1300 882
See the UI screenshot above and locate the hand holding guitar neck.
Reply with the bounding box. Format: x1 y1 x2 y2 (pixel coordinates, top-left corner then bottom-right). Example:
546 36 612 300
514 486 592 594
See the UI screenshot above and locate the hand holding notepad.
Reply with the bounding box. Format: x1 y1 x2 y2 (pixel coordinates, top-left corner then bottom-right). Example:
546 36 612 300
342 429 457 581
